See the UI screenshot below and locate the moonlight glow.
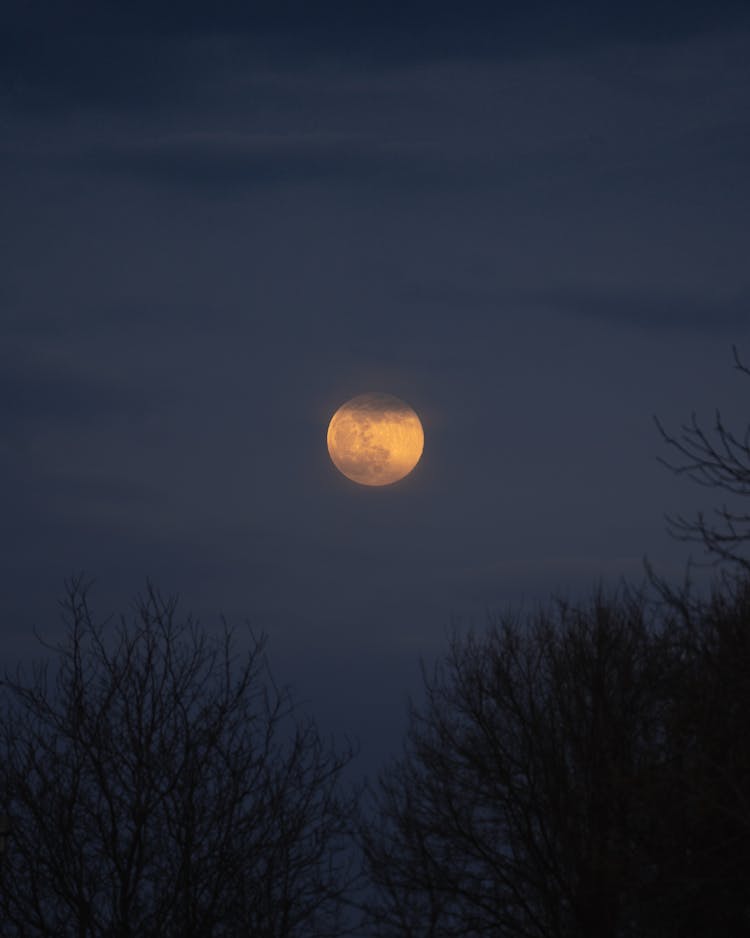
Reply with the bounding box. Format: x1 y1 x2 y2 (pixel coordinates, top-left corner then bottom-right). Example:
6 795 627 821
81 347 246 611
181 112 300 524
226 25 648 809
327 393 424 486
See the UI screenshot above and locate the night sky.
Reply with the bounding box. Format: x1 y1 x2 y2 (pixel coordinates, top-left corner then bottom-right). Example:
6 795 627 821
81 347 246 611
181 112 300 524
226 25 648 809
3 1 750 776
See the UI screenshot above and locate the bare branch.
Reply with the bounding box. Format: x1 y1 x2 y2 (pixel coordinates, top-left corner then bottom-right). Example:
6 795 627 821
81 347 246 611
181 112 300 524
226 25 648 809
0 581 360 937
655 347 750 569
362 583 750 937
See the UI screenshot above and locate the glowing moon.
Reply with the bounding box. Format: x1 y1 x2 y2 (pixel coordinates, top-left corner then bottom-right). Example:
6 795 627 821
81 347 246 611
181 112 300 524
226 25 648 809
327 392 424 486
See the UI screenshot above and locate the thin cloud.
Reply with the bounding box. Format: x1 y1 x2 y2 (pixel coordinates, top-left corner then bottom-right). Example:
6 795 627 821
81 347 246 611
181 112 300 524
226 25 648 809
78 132 436 189
3 2 749 115
402 280 750 336
0 356 152 441
547 287 750 334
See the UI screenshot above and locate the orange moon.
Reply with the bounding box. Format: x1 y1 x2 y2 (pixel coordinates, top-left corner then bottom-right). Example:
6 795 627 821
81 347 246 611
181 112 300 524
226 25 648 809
327 393 424 486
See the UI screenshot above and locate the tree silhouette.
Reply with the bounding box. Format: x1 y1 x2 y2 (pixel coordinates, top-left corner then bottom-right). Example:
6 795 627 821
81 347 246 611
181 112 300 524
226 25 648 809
361 582 750 937
0 578 359 937
645 577 750 937
655 346 750 571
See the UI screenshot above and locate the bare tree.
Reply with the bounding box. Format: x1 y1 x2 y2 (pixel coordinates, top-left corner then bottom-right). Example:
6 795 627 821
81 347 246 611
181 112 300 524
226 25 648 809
0 578 359 938
646 577 750 937
362 589 667 938
361 583 750 938
655 345 750 570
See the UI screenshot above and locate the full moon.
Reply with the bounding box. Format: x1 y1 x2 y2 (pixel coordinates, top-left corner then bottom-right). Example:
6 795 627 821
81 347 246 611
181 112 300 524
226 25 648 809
327 392 424 486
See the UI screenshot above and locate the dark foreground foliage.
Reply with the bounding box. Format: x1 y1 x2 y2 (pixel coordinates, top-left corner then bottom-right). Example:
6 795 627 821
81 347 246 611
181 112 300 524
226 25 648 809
0 579 359 938
362 579 750 938
3 567 750 938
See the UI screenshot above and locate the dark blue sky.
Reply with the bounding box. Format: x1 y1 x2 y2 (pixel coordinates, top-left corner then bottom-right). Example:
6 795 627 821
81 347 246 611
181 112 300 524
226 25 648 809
2 1 750 775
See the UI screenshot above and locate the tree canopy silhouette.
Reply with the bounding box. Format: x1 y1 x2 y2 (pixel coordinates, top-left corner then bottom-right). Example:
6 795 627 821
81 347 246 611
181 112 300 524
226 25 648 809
0 579 359 938
361 581 750 938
